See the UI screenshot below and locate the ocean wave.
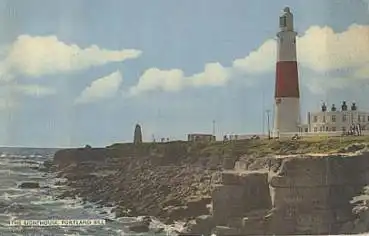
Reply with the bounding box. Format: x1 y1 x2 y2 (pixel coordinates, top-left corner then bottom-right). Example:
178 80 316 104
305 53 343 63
0 169 37 176
2 202 44 215
0 150 161 235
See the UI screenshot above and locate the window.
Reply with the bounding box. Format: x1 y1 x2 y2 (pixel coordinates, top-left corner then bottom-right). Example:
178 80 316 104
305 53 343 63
314 127 318 132
331 115 336 122
342 127 346 132
326 126 329 131
342 115 347 122
359 116 361 122
313 116 318 123
332 127 336 131
305 128 308 132
320 127 323 132
367 116 369 122
322 116 326 122
279 16 287 28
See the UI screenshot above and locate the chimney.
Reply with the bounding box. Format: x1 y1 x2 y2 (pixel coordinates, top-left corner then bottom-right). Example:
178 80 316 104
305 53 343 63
341 101 347 111
321 102 327 112
351 102 357 111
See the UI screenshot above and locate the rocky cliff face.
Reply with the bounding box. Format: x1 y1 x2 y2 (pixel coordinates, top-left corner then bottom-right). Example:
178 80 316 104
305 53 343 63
52 143 225 226
51 140 369 235
269 154 367 235
206 152 369 235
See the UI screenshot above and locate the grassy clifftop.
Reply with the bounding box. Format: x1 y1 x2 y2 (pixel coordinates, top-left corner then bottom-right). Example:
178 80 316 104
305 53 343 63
106 135 369 160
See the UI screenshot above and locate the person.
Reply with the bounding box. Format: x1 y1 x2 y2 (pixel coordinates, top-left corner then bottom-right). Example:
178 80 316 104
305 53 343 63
358 124 362 136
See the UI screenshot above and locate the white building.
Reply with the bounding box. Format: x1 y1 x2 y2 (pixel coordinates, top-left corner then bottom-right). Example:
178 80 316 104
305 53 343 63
300 101 369 133
187 133 216 142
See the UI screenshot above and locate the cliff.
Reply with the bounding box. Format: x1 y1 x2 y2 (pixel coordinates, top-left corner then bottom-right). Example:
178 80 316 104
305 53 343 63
51 136 369 235
208 153 369 235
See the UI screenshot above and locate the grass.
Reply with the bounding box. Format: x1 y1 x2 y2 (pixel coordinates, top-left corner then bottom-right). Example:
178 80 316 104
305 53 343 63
106 135 369 160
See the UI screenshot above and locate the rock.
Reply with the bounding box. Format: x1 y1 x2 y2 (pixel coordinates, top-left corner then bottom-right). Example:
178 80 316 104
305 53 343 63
153 227 164 233
183 215 214 235
18 182 40 189
222 158 236 170
186 197 211 214
128 223 149 233
128 216 151 233
340 221 354 233
54 181 66 186
43 160 54 169
339 143 367 153
212 226 240 236
165 206 189 223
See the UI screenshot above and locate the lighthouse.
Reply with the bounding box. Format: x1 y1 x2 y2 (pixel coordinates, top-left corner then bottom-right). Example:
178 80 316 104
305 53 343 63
273 7 301 136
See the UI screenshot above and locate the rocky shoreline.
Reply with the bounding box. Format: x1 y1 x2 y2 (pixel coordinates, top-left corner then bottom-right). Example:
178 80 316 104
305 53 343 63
44 139 369 235
46 141 232 233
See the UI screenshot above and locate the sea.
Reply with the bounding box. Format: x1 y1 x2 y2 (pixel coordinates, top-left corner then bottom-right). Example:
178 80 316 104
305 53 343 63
0 147 182 236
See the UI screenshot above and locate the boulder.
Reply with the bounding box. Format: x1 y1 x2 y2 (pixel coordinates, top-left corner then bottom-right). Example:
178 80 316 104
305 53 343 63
128 216 151 233
18 182 40 189
212 226 241 236
182 215 214 235
128 223 149 233
222 158 236 170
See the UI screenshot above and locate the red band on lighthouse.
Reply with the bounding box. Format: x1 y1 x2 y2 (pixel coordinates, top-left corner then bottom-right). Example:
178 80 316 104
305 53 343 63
275 61 300 98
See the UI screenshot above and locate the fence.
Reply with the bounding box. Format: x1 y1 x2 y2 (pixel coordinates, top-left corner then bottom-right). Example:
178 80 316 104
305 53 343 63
224 130 369 141
277 130 369 138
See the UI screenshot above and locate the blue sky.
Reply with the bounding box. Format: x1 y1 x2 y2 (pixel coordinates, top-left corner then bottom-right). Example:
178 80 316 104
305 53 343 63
0 0 369 147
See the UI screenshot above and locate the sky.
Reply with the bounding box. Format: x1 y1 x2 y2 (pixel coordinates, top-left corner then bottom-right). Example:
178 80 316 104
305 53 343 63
0 0 369 147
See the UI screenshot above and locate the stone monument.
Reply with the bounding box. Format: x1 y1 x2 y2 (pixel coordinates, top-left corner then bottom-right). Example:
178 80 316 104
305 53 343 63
134 124 143 144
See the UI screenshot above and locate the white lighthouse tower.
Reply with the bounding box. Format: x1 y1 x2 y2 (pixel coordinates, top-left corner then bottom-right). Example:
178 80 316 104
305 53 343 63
273 7 301 136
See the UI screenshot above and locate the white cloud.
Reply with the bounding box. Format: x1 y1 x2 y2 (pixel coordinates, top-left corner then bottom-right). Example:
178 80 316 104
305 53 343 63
188 63 230 87
129 24 369 96
1 35 142 78
75 70 123 104
233 24 369 92
233 24 369 75
128 62 230 96
129 68 184 96
298 25 369 73
232 39 276 74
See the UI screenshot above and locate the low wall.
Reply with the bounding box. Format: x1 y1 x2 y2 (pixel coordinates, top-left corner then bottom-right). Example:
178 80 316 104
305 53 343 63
278 130 369 138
